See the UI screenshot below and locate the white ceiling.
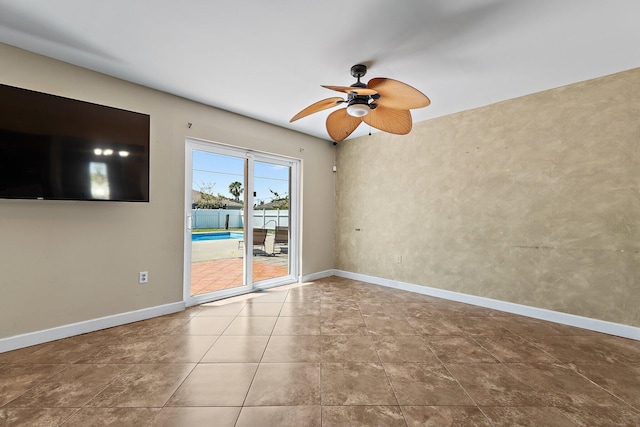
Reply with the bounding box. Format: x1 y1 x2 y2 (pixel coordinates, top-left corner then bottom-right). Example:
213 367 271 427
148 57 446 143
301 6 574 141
1 0 639 142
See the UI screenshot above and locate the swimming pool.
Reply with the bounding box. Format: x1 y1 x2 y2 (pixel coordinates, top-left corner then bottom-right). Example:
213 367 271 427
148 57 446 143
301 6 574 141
191 232 244 242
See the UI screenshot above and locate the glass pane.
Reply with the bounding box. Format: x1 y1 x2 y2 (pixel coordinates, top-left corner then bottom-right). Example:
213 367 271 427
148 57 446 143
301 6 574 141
252 161 290 283
190 150 245 296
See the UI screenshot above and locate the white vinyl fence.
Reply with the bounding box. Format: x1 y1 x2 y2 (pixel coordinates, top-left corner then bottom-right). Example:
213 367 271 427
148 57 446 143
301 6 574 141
191 209 288 230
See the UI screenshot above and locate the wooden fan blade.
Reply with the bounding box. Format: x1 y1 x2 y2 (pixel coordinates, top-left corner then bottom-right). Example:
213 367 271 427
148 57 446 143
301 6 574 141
367 78 430 110
363 105 412 135
321 85 378 96
326 108 363 142
290 97 344 122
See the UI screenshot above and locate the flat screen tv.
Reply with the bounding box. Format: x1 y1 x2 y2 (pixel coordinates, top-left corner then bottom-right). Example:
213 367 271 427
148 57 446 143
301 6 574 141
0 84 150 202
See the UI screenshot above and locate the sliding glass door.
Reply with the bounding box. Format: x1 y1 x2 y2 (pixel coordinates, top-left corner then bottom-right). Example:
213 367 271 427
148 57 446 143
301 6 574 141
184 139 298 305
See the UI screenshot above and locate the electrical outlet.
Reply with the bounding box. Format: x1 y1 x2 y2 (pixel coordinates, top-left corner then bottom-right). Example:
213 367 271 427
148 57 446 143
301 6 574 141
138 271 149 284
396 255 402 264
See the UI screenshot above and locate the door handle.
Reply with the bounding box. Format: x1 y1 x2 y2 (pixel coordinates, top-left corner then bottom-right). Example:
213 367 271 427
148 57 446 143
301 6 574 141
186 215 192 230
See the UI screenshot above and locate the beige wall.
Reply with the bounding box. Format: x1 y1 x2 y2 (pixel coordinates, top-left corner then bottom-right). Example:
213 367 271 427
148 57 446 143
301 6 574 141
335 68 640 327
0 44 335 339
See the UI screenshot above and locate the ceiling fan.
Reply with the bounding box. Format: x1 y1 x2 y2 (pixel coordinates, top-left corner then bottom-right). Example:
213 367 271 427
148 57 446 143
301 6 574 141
290 64 431 143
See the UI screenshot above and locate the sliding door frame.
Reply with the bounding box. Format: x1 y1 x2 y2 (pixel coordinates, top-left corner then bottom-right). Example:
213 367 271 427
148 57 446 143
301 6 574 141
183 138 300 306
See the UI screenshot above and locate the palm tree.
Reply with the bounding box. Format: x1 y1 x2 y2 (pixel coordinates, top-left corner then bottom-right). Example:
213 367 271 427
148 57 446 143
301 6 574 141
228 181 243 201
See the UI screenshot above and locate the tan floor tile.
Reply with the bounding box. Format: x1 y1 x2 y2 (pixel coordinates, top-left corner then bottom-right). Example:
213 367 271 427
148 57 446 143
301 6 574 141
74 335 162 364
426 336 499 363
148 407 240 427
145 335 218 363
357 302 405 319
279 303 321 316
272 316 322 335
6 364 132 408
0 407 78 426
575 362 640 408
506 363 625 407
195 301 247 316
405 316 466 335
481 406 577 426
448 316 512 335
238 302 284 316
173 316 235 335
321 362 397 406
320 315 368 335
200 335 269 363
223 316 278 335
236 406 321 427
5 337 108 364
402 406 492 427
250 290 290 303
4 276 639 427
261 335 321 363
321 335 379 362
372 335 439 363
87 363 195 408
61 407 160 426
0 364 67 406
529 334 640 364
363 316 417 335
399 303 442 318
167 363 258 406
473 331 558 363
446 363 546 406
322 406 405 427
384 363 474 406
558 405 640 426
244 363 321 406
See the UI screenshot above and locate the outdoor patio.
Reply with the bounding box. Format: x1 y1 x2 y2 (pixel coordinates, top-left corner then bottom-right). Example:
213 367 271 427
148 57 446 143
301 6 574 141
190 233 288 295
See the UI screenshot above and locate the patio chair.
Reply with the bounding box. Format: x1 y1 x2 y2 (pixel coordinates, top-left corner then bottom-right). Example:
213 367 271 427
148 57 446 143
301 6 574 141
252 228 267 254
237 228 268 254
274 226 288 253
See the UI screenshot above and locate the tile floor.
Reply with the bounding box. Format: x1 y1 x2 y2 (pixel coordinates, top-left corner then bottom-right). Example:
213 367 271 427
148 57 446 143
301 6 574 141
1 276 640 426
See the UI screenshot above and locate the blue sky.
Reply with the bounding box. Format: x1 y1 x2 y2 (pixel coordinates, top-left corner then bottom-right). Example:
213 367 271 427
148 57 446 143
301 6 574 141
192 150 288 205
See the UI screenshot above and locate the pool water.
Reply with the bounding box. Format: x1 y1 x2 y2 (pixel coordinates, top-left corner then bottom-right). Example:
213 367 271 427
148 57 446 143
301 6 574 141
192 232 244 241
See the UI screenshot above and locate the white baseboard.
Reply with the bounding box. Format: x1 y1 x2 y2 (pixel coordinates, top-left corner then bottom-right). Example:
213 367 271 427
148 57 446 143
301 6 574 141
300 269 334 282
0 302 185 353
333 270 640 341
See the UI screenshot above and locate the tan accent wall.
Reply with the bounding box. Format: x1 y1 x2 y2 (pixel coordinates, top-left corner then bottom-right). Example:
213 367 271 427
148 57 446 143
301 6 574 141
0 43 335 338
335 68 640 327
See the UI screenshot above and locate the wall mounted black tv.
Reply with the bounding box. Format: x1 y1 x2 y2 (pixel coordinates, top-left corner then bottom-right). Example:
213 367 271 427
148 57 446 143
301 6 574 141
0 84 150 202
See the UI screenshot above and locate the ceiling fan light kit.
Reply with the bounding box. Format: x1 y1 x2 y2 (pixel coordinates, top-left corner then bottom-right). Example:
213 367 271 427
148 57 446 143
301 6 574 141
290 64 430 143
346 102 370 117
